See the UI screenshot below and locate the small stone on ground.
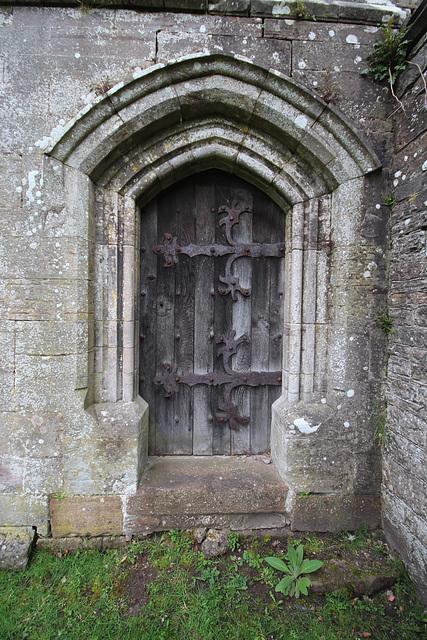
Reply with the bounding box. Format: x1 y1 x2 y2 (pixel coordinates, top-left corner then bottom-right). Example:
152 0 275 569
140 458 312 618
192 527 207 544
0 527 36 571
201 529 229 558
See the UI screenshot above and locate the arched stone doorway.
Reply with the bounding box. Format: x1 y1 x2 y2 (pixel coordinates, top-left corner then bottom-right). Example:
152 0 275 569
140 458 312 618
45 52 384 534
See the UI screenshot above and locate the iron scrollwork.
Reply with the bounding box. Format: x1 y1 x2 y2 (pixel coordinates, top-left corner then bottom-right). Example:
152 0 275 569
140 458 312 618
153 331 282 430
151 200 284 430
153 200 285 301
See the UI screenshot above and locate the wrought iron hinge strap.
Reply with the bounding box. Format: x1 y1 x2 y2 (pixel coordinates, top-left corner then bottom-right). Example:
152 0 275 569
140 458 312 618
153 331 282 430
153 200 285 300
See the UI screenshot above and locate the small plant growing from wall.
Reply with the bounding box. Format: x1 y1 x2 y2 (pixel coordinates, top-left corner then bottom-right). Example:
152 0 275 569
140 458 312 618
77 0 93 12
361 17 426 111
293 1 307 19
369 400 389 452
376 309 394 336
292 1 315 20
362 18 408 82
317 65 339 105
92 75 113 97
382 193 396 206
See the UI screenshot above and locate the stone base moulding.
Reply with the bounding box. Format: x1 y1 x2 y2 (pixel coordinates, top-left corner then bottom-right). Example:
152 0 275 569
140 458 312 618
49 496 123 539
37 536 128 553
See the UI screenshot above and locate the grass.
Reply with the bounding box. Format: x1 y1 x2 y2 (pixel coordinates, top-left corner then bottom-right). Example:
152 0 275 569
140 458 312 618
0 530 426 640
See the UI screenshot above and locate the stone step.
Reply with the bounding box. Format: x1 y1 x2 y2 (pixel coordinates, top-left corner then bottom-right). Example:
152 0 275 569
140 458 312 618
125 455 289 535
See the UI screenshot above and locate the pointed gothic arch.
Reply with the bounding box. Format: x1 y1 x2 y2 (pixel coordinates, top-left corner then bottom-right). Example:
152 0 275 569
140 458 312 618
46 53 383 524
47 52 380 209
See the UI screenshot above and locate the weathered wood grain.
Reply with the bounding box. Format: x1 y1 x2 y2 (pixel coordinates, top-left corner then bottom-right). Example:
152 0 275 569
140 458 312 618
250 189 272 454
193 179 215 455
212 176 233 454
231 186 252 455
174 185 195 454
154 188 177 454
140 170 285 455
139 198 158 455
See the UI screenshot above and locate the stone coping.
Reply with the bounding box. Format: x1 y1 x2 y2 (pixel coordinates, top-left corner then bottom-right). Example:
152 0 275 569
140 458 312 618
1 0 407 25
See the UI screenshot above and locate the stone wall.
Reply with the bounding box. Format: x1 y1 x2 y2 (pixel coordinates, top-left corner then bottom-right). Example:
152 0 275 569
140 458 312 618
0 0 423 595
383 11 427 606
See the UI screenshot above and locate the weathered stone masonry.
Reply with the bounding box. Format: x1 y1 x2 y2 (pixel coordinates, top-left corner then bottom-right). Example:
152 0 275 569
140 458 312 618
383 2 427 606
0 0 425 603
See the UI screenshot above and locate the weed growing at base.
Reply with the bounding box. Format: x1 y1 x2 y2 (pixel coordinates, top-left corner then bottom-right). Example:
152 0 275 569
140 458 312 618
266 544 323 598
0 530 426 640
227 531 240 552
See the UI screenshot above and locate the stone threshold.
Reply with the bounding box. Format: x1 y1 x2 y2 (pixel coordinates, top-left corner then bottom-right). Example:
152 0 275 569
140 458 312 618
124 455 290 536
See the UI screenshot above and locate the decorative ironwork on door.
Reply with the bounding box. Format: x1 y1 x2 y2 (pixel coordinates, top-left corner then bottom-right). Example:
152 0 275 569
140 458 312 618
152 201 284 430
154 201 285 300
139 170 285 456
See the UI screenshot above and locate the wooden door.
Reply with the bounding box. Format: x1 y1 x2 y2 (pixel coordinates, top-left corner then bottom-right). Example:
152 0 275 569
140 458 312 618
139 170 285 455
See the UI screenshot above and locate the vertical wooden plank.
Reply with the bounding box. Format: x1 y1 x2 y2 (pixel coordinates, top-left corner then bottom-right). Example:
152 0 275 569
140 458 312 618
193 175 215 455
268 201 286 450
139 198 158 455
173 182 195 454
212 172 233 455
250 190 273 454
230 181 252 455
154 187 177 454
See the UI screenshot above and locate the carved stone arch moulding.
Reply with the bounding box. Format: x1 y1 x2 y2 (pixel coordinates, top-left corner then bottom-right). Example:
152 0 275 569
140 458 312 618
48 53 380 203
46 53 383 521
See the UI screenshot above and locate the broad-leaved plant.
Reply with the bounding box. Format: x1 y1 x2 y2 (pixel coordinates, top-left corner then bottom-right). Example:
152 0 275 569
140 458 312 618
265 544 323 598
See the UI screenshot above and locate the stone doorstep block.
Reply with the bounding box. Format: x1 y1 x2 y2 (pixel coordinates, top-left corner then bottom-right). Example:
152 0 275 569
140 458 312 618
124 512 289 536
49 496 123 538
0 527 36 571
291 494 381 533
128 485 287 516
127 456 289 517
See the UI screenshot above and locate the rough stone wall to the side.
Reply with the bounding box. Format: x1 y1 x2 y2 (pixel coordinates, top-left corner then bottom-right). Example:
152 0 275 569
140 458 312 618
0 5 393 536
384 33 427 606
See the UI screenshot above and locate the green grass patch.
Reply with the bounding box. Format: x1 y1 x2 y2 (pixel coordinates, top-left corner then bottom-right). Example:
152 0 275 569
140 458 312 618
0 531 425 640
